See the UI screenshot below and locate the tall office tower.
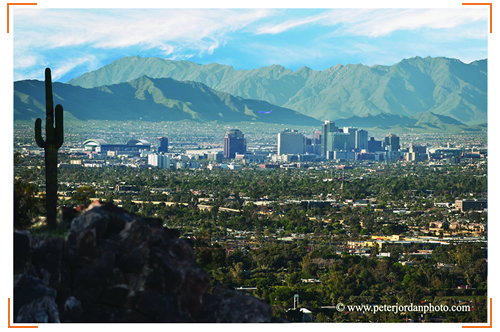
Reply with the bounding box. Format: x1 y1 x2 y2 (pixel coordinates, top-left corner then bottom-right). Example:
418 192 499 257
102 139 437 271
329 132 351 150
305 137 314 154
313 131 322 145
148 154 170 169
157 137 168 153
368 137 382 152
413 145 427 154
406 144 420 162
324 132 350 159
355 129 369 150
321 120 338 156
343 127 358 150
223 129 247 159
384 134 400 151
278 129 305 155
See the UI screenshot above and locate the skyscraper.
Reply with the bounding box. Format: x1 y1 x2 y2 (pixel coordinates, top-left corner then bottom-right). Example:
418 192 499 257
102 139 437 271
313 131 321 145
384 134 400 151
321 120 338 156
327 132 350 151
278 129 304 155
368 137 382 152
157 137 168 153
343 127 358 150
223 129 246 159
355 129 368 150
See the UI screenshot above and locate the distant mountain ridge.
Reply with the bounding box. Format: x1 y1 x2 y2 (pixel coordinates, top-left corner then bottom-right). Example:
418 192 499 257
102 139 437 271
331 111 479 133
67 55 487 125
14 75 321 126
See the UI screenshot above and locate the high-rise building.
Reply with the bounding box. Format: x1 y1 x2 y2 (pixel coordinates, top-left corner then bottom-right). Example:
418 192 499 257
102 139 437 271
327 132 350 151
313 131 322 145
148 154 170 169
368 137 382 152
384 134 400 151
305 137 314 154
406 144 427 162
321 121 338 156
343 127 358 150
355 129 368 150
157 137 168 153
223 129 246 158
278 129 304 155
412 145 427 154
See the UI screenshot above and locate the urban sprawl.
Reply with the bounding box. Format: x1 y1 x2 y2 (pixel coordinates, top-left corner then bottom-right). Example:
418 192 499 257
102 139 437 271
14 121 487 322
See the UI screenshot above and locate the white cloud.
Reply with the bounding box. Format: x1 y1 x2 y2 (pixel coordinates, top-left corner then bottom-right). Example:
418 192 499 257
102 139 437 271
12 8 488 80
13 8 273 79
253 8 489 38
339 8 489 37
14 9 270 52
13 55 38 68
51 55 98 80
255 13 328 35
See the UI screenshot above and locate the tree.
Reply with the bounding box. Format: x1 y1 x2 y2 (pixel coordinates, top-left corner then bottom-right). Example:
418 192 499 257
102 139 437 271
14 151 43 229
370 243 379 257
14 178 43 229
72 186 96 206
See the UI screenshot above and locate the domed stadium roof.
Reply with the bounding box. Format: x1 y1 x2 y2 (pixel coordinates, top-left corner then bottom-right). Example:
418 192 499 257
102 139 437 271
83 139 108 146
127 139 151 146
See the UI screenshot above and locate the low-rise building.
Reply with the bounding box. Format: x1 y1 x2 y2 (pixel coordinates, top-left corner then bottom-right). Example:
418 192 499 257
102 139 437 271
455 199 487 212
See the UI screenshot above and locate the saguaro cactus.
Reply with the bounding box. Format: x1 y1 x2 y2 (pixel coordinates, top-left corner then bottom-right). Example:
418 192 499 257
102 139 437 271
35 68 64 229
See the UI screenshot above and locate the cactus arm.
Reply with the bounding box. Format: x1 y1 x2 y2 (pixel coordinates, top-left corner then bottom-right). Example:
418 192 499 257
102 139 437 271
34 118 46 148
54 104 64 149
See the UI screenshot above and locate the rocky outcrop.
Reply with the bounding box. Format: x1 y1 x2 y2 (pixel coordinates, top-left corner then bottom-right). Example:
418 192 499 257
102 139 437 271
14 201 280 323
13 230 31 274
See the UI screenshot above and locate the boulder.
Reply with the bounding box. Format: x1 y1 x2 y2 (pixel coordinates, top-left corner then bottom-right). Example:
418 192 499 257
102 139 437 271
14 201 282 323
13 230 31 273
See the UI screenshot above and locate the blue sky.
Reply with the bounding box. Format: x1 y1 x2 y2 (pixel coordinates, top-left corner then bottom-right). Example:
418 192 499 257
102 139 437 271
13 7 489 82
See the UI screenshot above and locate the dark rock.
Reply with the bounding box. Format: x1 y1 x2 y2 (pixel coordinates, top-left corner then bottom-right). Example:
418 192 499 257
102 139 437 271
135 291 177 322
118 218 151 249
163 227 180 239
31 238 68 291
100 284 135 308
179 268 210 318
14 230 31 273
271 316 289 323
83 304 149 323
66 229 99 263
13 274 56 319
198 285 273 323
16 296 60 323
92 250 115 278
144 217 163 228
117 243 148 273
58 206 80 229
70 207 109 238
14 201 283 323
62 296 82 322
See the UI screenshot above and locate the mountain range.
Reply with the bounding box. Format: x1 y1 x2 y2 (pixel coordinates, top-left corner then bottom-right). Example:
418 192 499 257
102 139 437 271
14 76 321 125
67 55 487 126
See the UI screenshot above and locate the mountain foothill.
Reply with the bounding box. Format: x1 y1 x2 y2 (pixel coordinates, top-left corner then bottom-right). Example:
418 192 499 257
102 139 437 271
14 55 487 131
